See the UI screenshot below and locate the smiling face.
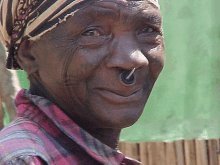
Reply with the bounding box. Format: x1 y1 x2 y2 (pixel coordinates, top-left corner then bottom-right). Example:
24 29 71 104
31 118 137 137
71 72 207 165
26 0 165 129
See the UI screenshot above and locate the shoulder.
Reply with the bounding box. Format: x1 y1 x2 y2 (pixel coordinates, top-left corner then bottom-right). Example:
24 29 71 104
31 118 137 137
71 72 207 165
0 117 48 164
1 156 47 165
0 156 46 165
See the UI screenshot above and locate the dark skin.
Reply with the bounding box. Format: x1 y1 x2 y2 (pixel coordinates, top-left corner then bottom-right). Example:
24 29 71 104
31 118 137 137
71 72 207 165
16 0 165 149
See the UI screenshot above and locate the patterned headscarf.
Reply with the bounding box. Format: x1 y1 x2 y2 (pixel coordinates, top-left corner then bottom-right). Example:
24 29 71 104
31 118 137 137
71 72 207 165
0 0 159 70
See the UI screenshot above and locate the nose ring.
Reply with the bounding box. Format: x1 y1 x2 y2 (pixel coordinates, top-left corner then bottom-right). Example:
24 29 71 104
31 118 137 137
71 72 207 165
120 68 136 85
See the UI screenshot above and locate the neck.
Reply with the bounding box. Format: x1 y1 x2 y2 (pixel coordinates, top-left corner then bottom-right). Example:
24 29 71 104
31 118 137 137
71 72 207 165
85 127 121 149
29 80 57 104
29 82 122 150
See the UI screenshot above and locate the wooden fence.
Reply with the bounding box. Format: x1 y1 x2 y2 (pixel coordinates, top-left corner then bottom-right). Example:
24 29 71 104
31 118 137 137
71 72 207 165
119 139 220 165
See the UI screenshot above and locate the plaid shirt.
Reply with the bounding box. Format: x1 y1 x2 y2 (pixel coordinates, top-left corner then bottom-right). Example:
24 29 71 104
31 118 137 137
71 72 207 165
0 89 140 165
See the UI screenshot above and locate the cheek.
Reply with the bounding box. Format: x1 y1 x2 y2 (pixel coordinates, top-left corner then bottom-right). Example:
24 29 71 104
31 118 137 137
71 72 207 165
38 59 63 87
144 43 165 80
62 47 110 105
65 47 110 85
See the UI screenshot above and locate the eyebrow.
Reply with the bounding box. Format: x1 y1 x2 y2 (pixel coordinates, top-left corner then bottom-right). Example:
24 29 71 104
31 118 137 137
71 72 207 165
138 10 162 26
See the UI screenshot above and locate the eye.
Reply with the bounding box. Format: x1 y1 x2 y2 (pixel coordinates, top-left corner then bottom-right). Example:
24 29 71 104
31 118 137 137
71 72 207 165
82 29 101 36
138 26 156 34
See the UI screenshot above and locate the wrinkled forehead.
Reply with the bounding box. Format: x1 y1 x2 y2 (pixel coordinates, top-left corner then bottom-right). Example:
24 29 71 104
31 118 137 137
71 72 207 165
66 0 162 27
97 0 160 9
89 0 161 16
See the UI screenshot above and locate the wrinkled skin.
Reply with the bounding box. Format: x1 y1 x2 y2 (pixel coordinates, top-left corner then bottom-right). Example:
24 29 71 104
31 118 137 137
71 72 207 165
17 0 165 149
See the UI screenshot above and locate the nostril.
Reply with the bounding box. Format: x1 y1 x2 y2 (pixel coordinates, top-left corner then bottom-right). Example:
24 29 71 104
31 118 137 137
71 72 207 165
120 70 136 85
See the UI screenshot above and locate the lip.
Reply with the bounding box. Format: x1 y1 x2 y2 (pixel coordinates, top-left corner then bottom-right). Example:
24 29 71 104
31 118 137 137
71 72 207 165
94 87 143 103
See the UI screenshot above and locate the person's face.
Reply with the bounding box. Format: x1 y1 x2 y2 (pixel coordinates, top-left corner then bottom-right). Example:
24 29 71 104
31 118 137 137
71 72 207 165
31 0 165 129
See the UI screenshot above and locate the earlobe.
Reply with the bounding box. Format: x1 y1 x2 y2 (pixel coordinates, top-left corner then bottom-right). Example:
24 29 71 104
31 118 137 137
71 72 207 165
17 40 39 74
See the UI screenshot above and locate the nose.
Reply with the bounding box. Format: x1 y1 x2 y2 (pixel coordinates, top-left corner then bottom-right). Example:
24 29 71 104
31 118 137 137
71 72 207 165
106 34 149 70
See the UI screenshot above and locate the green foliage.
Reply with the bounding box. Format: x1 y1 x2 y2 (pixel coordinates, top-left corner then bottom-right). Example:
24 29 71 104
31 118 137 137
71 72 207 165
2 103 10 126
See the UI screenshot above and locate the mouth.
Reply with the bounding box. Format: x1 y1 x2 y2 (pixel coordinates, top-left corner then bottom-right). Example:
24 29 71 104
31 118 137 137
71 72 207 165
94 87 143 103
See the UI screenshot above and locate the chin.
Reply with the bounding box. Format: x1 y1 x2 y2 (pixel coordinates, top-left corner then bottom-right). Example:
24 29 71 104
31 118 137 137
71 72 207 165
87 88 149 129
116 109 144 128
93 105 145 129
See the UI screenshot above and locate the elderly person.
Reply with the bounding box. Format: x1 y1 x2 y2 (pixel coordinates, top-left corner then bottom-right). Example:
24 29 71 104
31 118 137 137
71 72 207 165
0 0 165 164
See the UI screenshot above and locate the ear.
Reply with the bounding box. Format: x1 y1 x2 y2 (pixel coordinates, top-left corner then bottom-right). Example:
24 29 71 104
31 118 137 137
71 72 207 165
16 40 39 74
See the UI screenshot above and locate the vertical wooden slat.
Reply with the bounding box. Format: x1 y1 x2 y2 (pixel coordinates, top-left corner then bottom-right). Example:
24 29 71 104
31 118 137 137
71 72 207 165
119 141 126 153
147 141 157 165
188 139 196 165
207 139 218 165
195 139 202 165
175 140 185 165
147 142 153 165
200 140 208 165
140 142 148 165
165 142 177 165
195 139 208 165
217 139 220 165
132 143 140 161
212 139 220 165
124 142 139 161
156 141 166 165
183 139 190 165
207 139 213 165
119 142 139 161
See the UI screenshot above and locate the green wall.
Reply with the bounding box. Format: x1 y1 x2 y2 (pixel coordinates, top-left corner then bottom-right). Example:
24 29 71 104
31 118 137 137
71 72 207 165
17 70 29 89
16 0 220 142
121 0 220 142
